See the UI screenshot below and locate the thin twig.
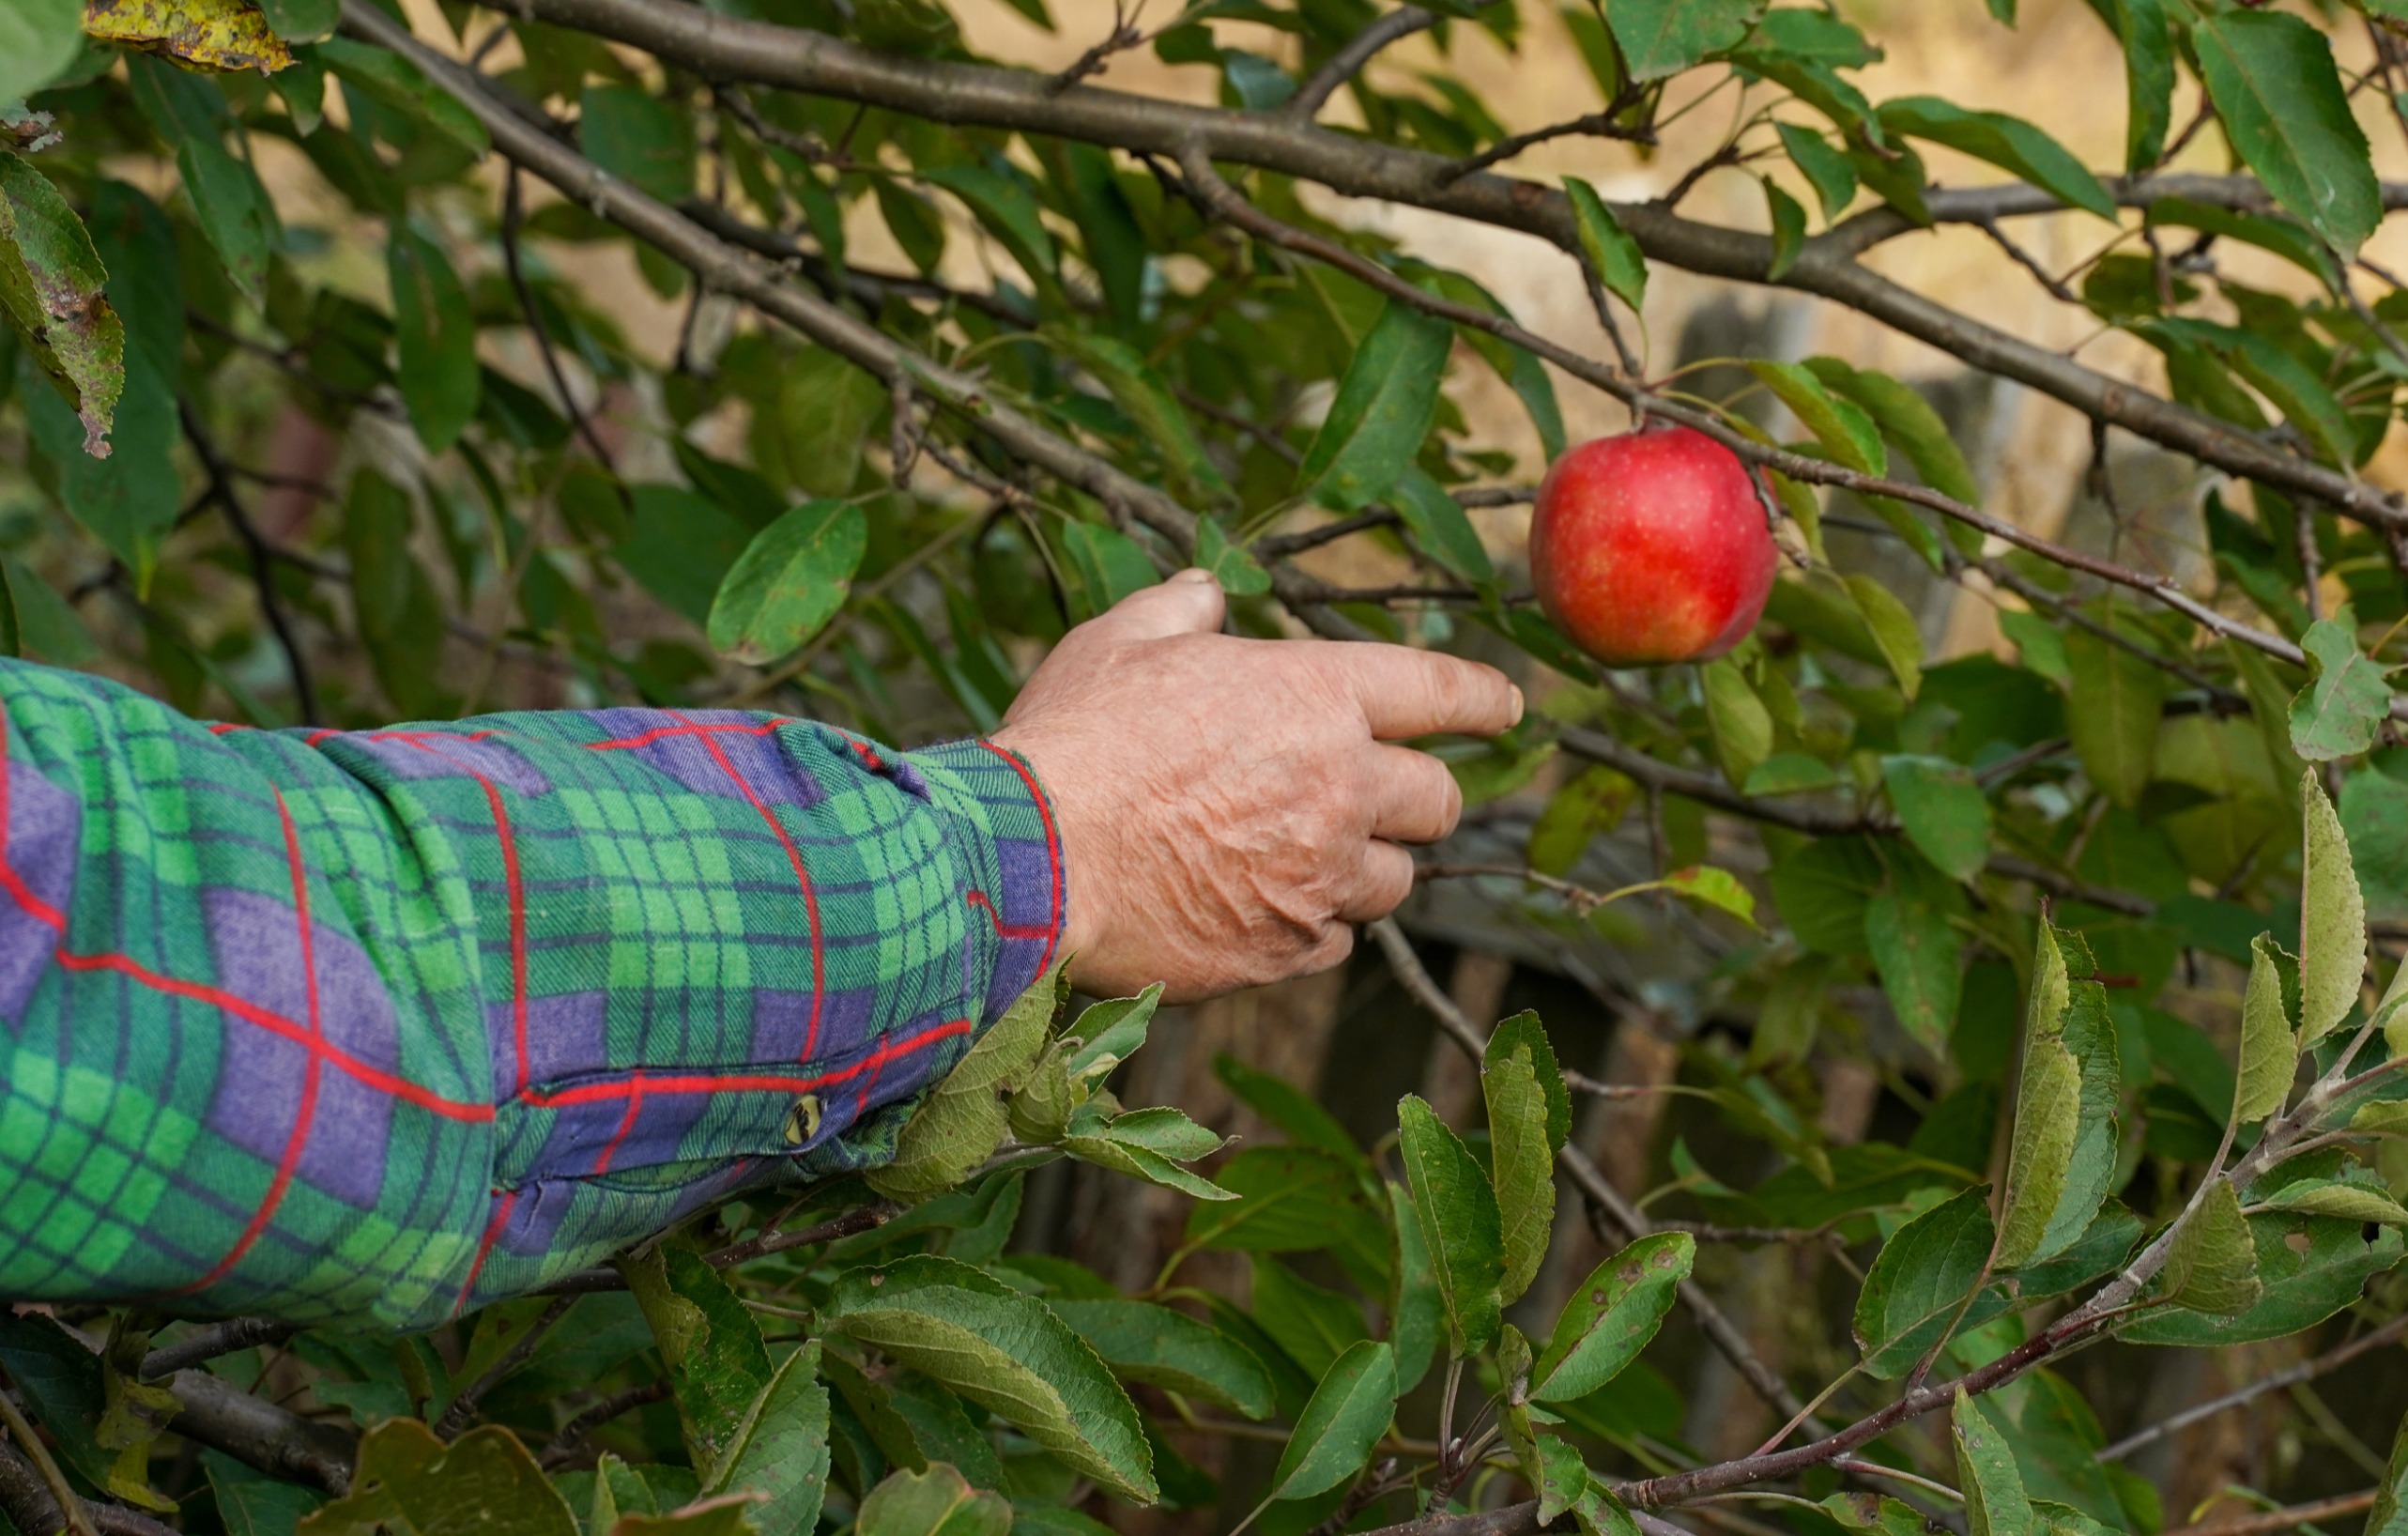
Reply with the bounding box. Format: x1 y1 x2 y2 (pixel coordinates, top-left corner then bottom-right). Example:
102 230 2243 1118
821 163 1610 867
2166 1490 2378 1536
178 403 322 726
2096 1313 2408 1461
139 1319 299 1381
1283 7 1440 121
536 1380 673 1469
433 1293 575 1438
0 1379 95 1536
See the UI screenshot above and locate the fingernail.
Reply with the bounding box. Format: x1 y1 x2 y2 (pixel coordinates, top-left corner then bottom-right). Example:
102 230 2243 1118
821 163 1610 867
1509 685 1526 727
1176 567 1217 585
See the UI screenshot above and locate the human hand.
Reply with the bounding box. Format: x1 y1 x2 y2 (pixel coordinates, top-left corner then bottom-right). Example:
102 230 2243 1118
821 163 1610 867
988 570 1522 1002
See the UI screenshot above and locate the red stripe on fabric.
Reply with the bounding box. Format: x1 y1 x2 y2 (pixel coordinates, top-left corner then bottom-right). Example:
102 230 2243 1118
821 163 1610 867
0 710 494 1125
522 1017 973 1109
165 791 325 1295
207 723 253 736
976 742 1065 973
581 721 779 752
303 730 340 748
453 1189 517 1317
677 714 824 1060
390 738 531 1098
593 1079 644 1175
52 951 493 1120
965 888 1052 942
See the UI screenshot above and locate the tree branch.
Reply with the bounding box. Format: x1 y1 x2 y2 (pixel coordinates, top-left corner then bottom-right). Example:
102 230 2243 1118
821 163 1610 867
1283 7 1440 121
0 1444 172 1536
2095 1313 2408 1462
516 0 2408 542
138 1318 298 1381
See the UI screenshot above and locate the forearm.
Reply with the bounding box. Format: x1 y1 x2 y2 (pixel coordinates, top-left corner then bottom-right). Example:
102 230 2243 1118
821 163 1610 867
0 660 1061 1328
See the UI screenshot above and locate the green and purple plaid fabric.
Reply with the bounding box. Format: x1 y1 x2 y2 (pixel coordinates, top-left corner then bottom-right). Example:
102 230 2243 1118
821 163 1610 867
0 659 1063 1329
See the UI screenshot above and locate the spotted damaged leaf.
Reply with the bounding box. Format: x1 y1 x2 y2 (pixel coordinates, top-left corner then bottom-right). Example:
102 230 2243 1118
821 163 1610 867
83 0 295 72
0 152 119 456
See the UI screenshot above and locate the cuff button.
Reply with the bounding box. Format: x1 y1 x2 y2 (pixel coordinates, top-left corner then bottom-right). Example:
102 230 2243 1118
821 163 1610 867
783 1094 823 1146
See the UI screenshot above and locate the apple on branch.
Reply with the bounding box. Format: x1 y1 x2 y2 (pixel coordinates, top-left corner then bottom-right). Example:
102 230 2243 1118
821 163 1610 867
1529 423 1779 667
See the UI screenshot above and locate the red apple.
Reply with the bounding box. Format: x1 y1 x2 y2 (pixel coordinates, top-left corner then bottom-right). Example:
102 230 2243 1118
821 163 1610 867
1528 422 1778 667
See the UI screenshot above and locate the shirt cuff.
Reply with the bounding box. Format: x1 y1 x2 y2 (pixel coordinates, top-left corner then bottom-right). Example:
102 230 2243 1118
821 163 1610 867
899 737 1067 1022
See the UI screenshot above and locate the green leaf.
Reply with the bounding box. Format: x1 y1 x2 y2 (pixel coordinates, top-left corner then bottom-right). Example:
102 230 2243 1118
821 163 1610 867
1763 177 1805 282
2257 1177 2408 1226
387 224 479 454
1420 269 1565 461
1213 1055 1364 1165
1529 766 1637 877
2234 934 2297 1127
300 1421 576 1536
868 971 1056 1202
1775 122 1858 223
1050 328 1224 501
1866 889 1961 1052
1876 98 2114 220
616 1247 773 1472
1995 1033 2080 1271
1396 1094 1505 1356
2038 980 2121 1265
824 1255 1155 1502
1529 1233 1694 1403
126 56 279 302
926 163 1059 285
207 1449 322 1536
2300 770 2367 1048
857 1464 1012 1536
2107 0 2173 171
581 84 695 205
2366 1390 2408 1536
1752 360 1882 473
1250 1255 1370 1381
1392 467 1496 586
1529 1435 1589 1528
2193 12 2379 255
1881 755 1990 882
2157 1178 2262 1315
1387 1180 1443 1397
1853 1187 2002 1378
1953 1388 2032 1536
23 180 176 579
705 499 867 665
2121 1210 2401 1345
0 152 120 456
0 1313 113 1490
1266 1341 1395 1502
1063 1108 1235 1202
258 0 338 39
1603 0 1762 79
1184 1146 1378 1254
1702 656 1772 788
1064 985 1164 1085
1194 518 1271 597
1051 1299 1276 1420
0 0 81 102
1483 1013 1562 1303
2062 614 2165 808
613 1497 762 1536
1293 300 1452 510
703 1339 830 1527
1844 574 1923 700
1562 177 1648 315
2291 610 2391 762
1806 359 1981 507
314 38 489 158
777 346 887 498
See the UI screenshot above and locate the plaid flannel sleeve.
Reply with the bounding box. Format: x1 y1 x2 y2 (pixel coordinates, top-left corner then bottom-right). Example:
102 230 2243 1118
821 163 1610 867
0 658 1065 1329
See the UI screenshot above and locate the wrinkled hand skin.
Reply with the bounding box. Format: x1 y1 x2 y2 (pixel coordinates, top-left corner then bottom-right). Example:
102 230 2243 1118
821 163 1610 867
989 569 1523 1002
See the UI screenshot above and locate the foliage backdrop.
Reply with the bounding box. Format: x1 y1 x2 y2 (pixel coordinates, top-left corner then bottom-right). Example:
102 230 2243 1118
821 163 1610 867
7 2 2408 1536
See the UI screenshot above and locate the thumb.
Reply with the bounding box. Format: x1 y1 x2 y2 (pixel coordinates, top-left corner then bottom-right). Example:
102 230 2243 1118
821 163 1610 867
1085 568 1226 643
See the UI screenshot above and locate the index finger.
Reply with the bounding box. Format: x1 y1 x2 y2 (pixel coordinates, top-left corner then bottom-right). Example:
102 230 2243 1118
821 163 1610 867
1329 644 1523 740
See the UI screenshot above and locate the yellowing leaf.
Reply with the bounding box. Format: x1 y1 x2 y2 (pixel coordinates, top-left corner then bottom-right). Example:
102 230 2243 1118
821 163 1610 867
2233 934 2296 1127
83 0 294 71
2157 1179 2262 1315
2300 770 2367 1047
1994 1034 2079 1270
